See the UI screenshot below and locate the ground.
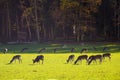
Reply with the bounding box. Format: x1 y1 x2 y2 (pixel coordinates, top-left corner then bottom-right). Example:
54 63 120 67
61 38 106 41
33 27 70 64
0 42 120 80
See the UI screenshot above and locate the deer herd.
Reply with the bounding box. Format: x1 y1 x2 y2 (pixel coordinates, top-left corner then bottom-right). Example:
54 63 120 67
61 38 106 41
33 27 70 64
7 53 111 65
67 53 111 65
1 47 111 65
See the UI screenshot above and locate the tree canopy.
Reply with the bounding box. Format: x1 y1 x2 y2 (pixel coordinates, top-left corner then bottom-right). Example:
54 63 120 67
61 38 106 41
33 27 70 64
0 0 119 43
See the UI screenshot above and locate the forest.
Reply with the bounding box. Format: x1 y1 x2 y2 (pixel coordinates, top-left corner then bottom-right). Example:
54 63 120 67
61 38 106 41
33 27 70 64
0 0 120 43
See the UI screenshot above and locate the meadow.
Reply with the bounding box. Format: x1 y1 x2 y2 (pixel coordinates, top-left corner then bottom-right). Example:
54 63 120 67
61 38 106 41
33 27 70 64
0 42 120 80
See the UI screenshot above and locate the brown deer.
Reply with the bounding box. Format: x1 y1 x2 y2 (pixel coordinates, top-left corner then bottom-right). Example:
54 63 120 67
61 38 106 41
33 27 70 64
20 48 28 52
53 48 58 53
33 55 44 64
88 55 102 65
103 47 109 52
102 53 111 61
71 48 75 53
66 55 75 63
9 55 22 64
3 48 8 54
74 55 88 64
80 48 88 54
38 48 46 53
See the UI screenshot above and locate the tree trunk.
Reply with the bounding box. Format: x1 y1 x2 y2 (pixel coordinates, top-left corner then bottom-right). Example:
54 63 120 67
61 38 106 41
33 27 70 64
34 0 40 41
76 27 80 42
16 15 19 41
118 26 120 40
43 24 47 40
51 27 54 40
7 2 11 40
26 16 32 41
62 26 65 39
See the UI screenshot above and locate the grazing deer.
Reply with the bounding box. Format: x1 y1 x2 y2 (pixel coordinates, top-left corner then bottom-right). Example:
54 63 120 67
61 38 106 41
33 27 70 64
20 48 28 52
33 55 44 64
53 48 57 53
66 55 75 63
9 55 22 64
3 48 8 54
93 47 97 51
71 48 75 53
80 48 88 54
102 53 111 61
88 55 102 65
38 48 46 53
74 55 88 64
103 47 109 52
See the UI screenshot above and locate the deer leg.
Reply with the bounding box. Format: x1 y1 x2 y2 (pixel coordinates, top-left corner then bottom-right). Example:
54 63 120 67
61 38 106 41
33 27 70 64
15 59 16 63
71 59 74 63
18 59 20 63
70 59 73 63
93 59 97 64
99 58 102 64
102 57 105 62
42 59 44 64
38 61 40 64
80 60 82 64
109 56 111 61
86 59 88 64
19 57 22 63
19 59 22 63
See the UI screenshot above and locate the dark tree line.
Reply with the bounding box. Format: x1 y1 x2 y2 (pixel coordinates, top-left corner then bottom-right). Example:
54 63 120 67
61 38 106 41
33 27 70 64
0 0 120 43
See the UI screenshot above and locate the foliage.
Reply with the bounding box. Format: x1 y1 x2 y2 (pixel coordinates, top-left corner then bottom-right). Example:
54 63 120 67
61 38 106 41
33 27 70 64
0 0 119 42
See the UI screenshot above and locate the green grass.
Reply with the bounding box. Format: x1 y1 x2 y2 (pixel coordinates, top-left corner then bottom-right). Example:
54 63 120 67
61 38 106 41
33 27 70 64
0 43 120 80
0 53 120 80
0 42 120 53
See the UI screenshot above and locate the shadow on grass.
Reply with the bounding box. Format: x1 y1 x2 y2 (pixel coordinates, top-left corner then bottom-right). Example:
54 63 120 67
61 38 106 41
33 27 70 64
29 64 34 65
6 63 10 65
0 43 120 54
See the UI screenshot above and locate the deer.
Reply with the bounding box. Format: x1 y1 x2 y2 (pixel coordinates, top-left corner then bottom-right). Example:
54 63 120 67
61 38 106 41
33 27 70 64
3 48 8 54
103 47 109 52
88 55 102 65
92 47 97 51
9 55 22 64
53 48 58 53
66 55 75 63
102 53 111 61
74 55 88 64
20 48 28 52
80 48 88 54
71 48 75 53
38 48 46 53
33 55 44 64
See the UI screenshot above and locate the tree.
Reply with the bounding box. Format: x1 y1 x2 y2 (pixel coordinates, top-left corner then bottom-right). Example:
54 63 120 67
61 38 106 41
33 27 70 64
96 0 116 41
